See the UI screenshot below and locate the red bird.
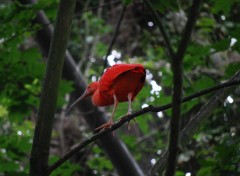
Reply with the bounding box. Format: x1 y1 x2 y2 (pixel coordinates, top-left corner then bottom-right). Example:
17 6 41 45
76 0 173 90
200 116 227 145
65 63 146 130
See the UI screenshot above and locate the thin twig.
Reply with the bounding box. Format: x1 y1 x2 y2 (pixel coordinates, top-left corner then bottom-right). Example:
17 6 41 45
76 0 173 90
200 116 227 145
142 0 175 59
48 76 240 174
165 0 202 175
103 5 127 71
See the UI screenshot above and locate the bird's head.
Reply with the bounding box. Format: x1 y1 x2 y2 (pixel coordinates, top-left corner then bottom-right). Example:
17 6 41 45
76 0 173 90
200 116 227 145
86 82 99 95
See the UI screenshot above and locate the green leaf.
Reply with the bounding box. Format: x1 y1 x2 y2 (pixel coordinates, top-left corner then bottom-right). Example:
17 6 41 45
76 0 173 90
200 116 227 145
196 166 213 176
212 0 235 14
0 105 8 117
194 76 215 91
197 17 215 28
50 157 82 176
225 63 240 78
211 39 231 52
0 162 20 172
151 0 177 12
87 156 113 171
176 171 185 176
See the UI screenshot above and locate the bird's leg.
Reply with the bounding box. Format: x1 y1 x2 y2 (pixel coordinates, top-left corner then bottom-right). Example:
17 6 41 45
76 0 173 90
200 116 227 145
111 94 119 122
127 92 133 115
126 93 137 130
95 95 118 132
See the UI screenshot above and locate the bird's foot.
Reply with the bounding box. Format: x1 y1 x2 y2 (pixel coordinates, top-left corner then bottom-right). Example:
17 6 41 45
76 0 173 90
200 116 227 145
118 112 137 130
126 111 137 130
95 122 114 133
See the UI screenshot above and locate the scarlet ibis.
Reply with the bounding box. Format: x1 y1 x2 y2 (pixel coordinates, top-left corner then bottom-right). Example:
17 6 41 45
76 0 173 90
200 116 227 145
65 63 146 130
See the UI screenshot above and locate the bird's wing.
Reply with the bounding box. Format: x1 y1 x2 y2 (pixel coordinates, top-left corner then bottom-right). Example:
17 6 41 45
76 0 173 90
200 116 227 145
99 64 144 92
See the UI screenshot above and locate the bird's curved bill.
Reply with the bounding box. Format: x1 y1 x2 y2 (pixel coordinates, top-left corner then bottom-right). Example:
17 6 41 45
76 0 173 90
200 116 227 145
64 89 91 116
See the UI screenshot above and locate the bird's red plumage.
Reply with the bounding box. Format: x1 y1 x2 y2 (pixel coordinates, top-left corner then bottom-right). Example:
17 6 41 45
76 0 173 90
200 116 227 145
92 64 146 106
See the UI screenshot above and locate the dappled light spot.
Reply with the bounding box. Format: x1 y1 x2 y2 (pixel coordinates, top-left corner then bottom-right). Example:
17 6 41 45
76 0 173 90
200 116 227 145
227 96 234 103
151 158 156 165
157 149 162 155
17 131 23 136
230 38 237 47
148 21 154 27
150 80 162 95
141 103 148 108
106 50 122 66
157 112 163 118
221 15 226 20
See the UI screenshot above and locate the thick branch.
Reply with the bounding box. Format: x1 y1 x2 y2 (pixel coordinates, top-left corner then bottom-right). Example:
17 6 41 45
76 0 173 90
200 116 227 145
29 0 76 175
48 74 240 173
166 0 202 175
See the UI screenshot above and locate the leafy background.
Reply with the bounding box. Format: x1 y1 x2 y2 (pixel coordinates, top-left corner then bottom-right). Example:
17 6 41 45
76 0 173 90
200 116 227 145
0 0 240 175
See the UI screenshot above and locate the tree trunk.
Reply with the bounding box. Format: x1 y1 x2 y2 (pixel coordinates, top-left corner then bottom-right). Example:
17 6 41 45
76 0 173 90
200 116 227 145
29 0 77 175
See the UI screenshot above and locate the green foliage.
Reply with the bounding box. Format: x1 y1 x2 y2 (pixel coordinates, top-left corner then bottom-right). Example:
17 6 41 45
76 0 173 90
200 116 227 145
211 0 236 15
87 145 113 173
0 1 73 175
176 171 186 176
57 80 74 107
0 119 33 175
225 63 240 78
211 39 231 52
195 132 240 175
151 0 178 12
50 157 82 176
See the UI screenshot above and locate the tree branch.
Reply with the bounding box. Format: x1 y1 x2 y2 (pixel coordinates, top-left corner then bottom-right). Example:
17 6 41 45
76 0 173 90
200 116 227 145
29 0 76 175
149 70 240 176
166 1 202 175
142 0 175 59
103 5 127 70
48 73 240 174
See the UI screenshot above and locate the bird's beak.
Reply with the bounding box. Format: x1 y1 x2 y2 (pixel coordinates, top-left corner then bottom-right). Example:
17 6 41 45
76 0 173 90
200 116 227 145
65 89 92 116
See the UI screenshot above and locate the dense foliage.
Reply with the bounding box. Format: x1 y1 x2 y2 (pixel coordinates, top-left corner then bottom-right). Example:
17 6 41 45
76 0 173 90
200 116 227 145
0 0 240 175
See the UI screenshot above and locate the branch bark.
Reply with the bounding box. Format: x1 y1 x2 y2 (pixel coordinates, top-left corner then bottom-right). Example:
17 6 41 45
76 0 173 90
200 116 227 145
29 0 76 175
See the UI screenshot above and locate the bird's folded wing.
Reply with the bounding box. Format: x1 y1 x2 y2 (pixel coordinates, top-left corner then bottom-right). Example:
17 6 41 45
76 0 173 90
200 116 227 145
99 64 142 92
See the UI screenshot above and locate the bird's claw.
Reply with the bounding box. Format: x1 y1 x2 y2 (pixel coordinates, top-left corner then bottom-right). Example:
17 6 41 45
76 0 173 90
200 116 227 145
119 112 137 130
95 122 113 132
